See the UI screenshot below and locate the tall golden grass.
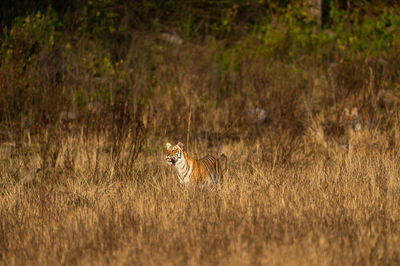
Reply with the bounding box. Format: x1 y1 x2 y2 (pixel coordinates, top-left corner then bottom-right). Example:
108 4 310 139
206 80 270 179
1 15 400 264
1 117 399 265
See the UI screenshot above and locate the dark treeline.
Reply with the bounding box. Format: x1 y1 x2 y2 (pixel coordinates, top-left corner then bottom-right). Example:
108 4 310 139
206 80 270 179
2 1 399 32
1 0 400 140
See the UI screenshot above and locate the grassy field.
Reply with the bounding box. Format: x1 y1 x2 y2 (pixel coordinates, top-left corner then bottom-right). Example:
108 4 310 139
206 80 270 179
2 2 400 264
1 120 400 265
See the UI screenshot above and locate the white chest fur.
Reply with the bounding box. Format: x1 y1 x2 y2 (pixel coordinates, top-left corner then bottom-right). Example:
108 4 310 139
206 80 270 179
174 153 192 184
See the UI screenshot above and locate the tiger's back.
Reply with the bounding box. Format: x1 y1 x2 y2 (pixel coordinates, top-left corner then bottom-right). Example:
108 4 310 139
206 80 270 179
189 154 223 185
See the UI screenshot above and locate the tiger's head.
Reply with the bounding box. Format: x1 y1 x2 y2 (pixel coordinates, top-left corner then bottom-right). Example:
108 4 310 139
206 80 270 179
165 142 185 165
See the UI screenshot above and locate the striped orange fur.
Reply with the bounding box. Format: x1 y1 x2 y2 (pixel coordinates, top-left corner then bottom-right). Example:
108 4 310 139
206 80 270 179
165 142 226 186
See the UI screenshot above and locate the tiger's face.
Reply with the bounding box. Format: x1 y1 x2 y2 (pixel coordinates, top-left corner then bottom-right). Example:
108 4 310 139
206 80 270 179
165 142 184 165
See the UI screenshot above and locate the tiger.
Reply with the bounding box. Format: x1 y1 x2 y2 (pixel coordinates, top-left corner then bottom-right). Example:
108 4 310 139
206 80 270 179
165 142 226 186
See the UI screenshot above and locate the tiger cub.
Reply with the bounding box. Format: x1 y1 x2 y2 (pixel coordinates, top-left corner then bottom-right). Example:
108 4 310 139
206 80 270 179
165 142 226 186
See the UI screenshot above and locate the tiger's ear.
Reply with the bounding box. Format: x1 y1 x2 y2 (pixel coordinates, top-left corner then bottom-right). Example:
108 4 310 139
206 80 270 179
177 142 184 150
166 142 172 149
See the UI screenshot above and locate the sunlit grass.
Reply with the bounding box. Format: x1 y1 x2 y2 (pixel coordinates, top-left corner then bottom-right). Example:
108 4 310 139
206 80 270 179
0 126 399 265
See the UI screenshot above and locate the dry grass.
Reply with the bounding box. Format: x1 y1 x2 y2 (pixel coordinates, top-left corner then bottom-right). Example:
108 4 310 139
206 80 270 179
1 16 400 265
1 122 400 265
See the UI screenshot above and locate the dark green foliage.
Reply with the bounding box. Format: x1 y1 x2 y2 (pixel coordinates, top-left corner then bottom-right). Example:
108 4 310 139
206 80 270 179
0 0 400 135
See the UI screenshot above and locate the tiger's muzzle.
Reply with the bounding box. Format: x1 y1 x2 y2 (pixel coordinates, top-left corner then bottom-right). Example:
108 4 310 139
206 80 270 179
166 155 176 165
166 152 181 165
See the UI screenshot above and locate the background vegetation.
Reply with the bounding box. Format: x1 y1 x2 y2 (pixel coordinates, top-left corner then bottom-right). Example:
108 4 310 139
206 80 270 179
1 0 400 265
